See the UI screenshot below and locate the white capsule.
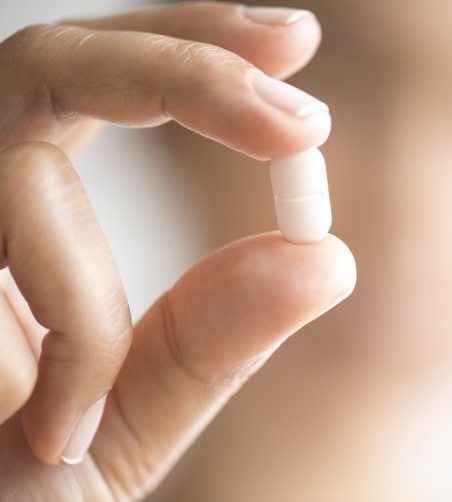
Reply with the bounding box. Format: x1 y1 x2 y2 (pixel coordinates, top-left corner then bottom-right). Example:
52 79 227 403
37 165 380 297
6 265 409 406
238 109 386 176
270 148 332 244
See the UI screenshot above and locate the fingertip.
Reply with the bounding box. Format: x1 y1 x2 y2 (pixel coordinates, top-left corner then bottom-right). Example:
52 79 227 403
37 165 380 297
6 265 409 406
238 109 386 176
178 66 332 160
246 72 331 158
319 233 357 299
306 235 356 319
227 102 332 161
232 232 356 330
172 231 357 367
59 395 107 465
237 4 323 79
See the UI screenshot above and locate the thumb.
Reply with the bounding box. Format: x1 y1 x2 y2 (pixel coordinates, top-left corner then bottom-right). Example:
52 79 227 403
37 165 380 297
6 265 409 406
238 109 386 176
92 233 356 494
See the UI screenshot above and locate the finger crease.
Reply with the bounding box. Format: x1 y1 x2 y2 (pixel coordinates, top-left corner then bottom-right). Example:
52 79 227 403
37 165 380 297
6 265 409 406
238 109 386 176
161 293 207 388
76 32 96 49
42 76 70 120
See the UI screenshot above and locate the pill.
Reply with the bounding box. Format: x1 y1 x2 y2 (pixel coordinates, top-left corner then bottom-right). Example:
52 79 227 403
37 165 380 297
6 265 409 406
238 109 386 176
270 148 332 244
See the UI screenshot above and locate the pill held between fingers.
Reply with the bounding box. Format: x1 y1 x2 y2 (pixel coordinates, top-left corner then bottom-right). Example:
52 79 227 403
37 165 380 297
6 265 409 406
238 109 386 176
270 148 332 244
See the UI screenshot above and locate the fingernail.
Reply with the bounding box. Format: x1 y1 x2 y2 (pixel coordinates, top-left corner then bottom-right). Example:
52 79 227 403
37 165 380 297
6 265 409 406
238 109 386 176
252 73 329 118
244 7 313 26
61 396 106 465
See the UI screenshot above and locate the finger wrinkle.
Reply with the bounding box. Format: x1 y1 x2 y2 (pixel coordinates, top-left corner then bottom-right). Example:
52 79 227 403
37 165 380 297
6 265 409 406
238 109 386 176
160 292 211 389
76 32 97 50
143 34 249 72
175 40 249 70
20 25 94 118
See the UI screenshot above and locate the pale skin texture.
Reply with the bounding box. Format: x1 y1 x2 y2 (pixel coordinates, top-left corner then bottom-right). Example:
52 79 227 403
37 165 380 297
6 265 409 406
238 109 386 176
0 3 356 500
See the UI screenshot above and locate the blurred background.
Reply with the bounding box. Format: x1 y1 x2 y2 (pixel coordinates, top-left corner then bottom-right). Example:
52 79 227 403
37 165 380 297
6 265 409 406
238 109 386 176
2 0 452 501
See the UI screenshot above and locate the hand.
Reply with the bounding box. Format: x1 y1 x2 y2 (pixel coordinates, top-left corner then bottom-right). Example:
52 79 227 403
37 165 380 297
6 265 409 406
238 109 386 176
0 3 356 499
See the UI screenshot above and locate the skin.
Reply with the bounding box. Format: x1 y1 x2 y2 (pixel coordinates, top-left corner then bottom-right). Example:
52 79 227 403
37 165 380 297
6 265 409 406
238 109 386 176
0 2 356 500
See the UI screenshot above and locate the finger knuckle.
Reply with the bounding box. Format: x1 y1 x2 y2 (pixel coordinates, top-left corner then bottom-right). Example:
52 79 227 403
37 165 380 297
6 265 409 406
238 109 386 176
0 141 77 197
0 143 81 236
1 24 78 116
1 24 60 78
1 140 68 166
6 23 73 58
3 24 50 51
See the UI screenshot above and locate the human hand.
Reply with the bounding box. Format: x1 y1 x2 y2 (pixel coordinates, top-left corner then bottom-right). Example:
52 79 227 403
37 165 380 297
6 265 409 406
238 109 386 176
0 3 356 499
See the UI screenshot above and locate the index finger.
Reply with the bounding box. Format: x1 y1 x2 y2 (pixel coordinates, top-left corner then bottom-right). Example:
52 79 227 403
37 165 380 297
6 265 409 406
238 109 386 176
0 142 132 465
2 18 330 159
